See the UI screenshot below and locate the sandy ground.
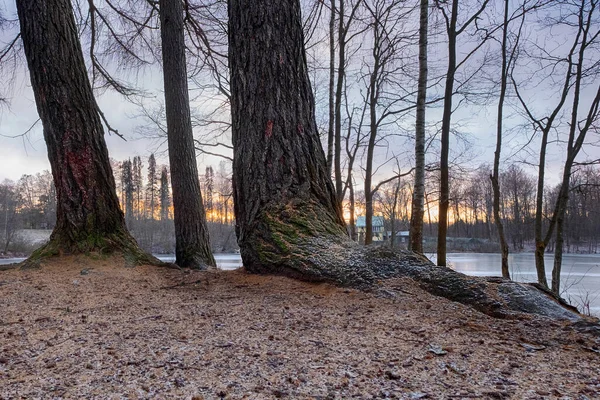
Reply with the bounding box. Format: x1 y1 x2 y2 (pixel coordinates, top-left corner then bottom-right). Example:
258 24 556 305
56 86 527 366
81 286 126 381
1 256 599 399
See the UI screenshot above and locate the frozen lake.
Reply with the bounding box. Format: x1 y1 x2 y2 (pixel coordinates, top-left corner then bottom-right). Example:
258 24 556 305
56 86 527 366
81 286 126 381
427 252 600 316
2 252 599 316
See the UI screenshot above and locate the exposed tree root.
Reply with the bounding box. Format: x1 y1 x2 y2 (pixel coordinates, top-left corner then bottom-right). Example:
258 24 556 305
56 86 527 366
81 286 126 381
250 228 595 323
239 202 595 322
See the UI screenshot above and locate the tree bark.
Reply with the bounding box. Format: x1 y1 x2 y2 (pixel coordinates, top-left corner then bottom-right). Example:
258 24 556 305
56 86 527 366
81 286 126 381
409 0 428 255
228 0 348 278
16 0 153 265
160 0 215 270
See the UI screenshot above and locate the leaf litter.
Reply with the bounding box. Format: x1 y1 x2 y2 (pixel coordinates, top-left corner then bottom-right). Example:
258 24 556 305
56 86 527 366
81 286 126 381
0 255 599 399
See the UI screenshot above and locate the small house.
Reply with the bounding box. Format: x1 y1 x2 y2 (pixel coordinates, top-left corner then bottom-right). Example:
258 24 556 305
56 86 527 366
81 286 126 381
356 216 385 243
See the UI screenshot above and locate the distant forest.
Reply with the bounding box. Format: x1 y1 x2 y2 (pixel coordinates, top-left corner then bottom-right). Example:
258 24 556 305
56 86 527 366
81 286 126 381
3 156 600 255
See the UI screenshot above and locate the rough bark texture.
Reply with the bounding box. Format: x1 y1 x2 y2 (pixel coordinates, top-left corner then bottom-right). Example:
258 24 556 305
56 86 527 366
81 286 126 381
227 0 583 322
16 0 154 266
409 0 428 255
228 0 348 277
160 0 215 270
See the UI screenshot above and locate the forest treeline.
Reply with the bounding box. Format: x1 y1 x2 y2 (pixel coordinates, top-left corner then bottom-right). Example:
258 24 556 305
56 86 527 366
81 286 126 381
4 160 600 256
0 157 237 254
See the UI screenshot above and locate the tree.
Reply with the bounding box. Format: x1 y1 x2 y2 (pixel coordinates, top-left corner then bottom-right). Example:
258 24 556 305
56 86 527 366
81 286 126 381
228 0 348 278
362 0 416 245
512 0 600 292
159 166 171 222
490 0 513 279
160 0 215 269
342 94 369 242
225 0 579 321
377 179 409 248
121 159 135 226
408 0 429 254
15 0 153 263
0 180 21 253
435 0 491 266
204 166 214 216
132 156 143 221
327 0 336 176
333 0 364 203
146 154 158 221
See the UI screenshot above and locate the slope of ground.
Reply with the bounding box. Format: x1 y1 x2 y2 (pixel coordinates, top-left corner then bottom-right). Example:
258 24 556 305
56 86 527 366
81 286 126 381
1 256 599 399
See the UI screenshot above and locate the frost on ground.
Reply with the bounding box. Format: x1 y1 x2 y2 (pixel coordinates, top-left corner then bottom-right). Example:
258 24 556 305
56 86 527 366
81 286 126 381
1 256 599 399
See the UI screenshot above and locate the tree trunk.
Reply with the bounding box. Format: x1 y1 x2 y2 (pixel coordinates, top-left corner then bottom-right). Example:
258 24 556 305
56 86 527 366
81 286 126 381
349 178 357 241
160 0 215 269
16 0 153 264
552 210 566 295
334 0 346 204
327 0 336 175
534 128 550 288
409 0 428 255
364 46 380 246
437 0 458 267
491 0 511 279
228 0 348 278
390 182 400 249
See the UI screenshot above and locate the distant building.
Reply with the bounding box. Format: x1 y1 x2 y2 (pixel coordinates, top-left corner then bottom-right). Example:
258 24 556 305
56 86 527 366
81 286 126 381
356 216 385 243
387 230 410 243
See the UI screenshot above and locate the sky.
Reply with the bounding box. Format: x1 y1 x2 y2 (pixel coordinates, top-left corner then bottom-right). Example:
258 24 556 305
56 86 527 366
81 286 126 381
0 80 171 181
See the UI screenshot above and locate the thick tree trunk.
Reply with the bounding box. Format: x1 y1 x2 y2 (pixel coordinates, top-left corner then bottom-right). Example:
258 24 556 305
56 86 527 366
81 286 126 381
228 0 348 278
160 0 215 270
491 0 511 279
16 0 153 265
409 0 428 255
437 0 458 267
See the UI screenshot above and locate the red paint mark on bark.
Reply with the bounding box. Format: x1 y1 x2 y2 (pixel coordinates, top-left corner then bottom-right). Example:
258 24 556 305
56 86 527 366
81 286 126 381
265 120 274 138
297 124 304 134
279 53 284 64
63 131 94 208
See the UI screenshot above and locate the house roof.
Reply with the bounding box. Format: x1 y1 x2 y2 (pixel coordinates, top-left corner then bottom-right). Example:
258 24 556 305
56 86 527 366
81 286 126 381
356 216 385 228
